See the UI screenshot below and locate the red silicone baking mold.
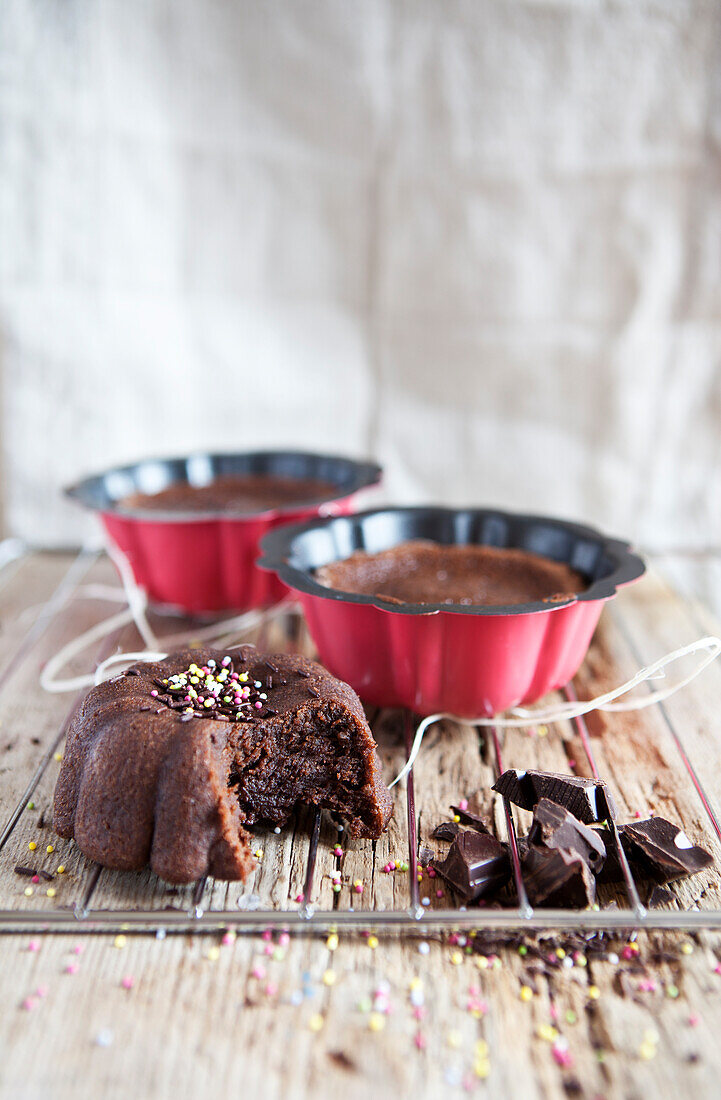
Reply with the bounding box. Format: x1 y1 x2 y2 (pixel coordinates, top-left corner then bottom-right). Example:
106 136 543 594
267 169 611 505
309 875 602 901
258 506 646 717
66 452 382 614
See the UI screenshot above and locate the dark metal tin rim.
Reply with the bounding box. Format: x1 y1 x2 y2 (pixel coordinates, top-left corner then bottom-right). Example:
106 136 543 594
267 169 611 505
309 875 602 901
64 451 383 523
257 505 647 618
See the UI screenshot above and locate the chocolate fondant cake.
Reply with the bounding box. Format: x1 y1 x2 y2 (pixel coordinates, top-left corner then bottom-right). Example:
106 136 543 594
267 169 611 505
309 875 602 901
53 647 393 884
121 473 338 514
315 540 585 607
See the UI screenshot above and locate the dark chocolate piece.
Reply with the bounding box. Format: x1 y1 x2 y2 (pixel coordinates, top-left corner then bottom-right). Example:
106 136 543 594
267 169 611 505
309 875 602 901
493 769 616 824
621 817 713 883
432 831 511 901
450 805 493 834
432 821 460 842
521 845 596 908
528 798 606 874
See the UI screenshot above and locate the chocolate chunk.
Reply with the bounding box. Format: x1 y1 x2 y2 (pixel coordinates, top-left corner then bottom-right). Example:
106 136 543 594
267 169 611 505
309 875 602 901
528 798 606 874
521 846 596 908
450 805 493 834
432 831 511 901
432 821 460 842
621 818 713 884
493 769 616 824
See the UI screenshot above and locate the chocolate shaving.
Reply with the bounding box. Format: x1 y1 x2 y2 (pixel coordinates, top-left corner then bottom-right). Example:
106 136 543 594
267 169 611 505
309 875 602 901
647 884 676 907
306 685 320 698
450 805 493 834
432 821 460 842
14 865 36 877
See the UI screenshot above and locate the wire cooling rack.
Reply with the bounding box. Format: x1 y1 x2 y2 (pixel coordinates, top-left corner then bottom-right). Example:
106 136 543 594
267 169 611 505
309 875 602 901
1 546 721 934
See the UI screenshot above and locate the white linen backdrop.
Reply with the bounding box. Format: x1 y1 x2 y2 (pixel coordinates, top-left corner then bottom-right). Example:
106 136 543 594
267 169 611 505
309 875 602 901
1 0 721 564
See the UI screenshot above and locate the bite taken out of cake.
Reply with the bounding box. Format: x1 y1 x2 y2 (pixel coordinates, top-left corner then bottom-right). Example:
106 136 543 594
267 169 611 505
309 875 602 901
53 647 393 884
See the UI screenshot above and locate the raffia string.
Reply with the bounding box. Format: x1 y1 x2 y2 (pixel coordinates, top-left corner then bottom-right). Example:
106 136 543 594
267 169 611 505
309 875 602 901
39 539 294 695
389 635 721 787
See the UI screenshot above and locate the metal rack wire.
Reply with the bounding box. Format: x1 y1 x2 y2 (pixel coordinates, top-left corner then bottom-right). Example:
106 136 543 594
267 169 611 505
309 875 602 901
1 548 721 934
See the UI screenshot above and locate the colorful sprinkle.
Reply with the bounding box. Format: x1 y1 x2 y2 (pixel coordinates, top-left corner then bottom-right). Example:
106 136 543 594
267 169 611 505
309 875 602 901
552 1039 573 1068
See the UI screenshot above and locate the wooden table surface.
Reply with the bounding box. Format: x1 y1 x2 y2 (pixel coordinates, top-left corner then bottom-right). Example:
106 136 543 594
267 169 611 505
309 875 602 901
2 550 721 1100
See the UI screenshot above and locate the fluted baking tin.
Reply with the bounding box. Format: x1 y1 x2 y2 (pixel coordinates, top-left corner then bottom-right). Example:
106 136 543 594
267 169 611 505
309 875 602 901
66 452 382 613
258 506 646 716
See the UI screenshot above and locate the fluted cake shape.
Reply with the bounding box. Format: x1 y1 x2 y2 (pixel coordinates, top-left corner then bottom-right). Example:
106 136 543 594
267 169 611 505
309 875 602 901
54 646 393 884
